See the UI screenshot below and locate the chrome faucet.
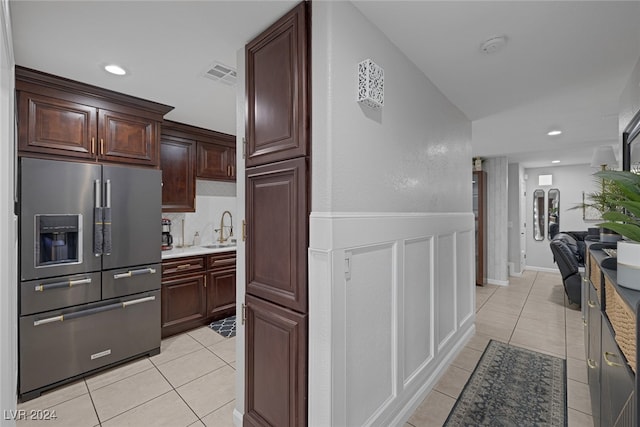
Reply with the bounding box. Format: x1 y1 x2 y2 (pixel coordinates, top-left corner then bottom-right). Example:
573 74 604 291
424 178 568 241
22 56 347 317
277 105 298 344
216 211 233 244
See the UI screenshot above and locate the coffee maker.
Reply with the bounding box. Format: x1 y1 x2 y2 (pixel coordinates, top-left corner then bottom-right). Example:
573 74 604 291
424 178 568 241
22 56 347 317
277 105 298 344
161 218 173 250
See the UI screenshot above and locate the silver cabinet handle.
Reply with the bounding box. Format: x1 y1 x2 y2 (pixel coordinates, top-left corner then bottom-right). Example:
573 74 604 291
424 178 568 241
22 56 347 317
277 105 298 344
94 179 103 256
113 268 157 280
587 358 597 369
35 278 92 292
122 296 155 308
33 315 64 326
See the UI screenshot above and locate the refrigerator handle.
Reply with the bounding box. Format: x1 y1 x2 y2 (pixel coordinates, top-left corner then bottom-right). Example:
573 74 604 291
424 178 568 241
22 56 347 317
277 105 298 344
93 179 103 256
103 179 112 255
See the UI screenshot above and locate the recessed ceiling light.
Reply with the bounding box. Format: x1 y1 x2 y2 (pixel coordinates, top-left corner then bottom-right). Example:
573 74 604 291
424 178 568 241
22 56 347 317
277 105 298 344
551 160 561 164
104 64 127 76
547 130 562 136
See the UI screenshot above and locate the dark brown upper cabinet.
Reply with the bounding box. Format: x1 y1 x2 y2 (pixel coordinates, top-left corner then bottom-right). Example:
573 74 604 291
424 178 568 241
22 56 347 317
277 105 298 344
160 134 196 212
197 141 236 181
245 1 309 167
16 66 173 167
246 157 308 313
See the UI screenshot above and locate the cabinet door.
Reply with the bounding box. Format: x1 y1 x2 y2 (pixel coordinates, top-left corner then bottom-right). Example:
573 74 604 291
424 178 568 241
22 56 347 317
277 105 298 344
600 320 635 427
245 1 309 167
18 91 97 159
98 109 158 166
161 135 196 212
196 141 231 180
161 273 206 338
206 268 236 318
245 295 307 427
246 158 308 312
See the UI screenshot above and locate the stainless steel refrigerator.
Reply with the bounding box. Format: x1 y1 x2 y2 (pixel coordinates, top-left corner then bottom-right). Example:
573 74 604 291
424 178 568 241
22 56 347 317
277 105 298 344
19 157 162 401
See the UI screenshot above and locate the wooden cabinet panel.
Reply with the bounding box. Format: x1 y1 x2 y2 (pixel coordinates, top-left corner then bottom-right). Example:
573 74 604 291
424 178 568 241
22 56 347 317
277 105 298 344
161 252 235 337
161 273 206 336
245 295 307 427
161 135 196 212
162 256 206 276
245 1 308 167
197 142 232 180
246 158 308 312
206 269 236 317
99 109 157 166
18 91 97 159
16 66 172 166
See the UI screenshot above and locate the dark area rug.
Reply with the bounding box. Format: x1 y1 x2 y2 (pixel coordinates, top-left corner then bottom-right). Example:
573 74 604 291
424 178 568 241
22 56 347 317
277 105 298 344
209 315 236 338
444 340 567 426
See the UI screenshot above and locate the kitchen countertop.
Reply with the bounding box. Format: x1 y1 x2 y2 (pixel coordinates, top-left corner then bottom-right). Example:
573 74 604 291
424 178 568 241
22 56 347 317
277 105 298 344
161 244 236 260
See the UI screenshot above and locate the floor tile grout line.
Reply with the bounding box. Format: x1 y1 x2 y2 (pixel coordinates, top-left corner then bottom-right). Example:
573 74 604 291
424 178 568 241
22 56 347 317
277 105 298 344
84 379 102 427
86 362 157 393
93 388 175 425
152 365 202 424
506 271 537 344
196 397 235 424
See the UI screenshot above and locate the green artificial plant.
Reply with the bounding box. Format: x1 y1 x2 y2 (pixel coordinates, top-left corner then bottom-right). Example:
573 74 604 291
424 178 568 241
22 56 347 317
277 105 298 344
596 170 640 243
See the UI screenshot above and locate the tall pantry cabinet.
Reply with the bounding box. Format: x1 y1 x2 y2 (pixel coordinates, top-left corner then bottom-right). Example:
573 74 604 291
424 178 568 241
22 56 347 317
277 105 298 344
243 2 310 426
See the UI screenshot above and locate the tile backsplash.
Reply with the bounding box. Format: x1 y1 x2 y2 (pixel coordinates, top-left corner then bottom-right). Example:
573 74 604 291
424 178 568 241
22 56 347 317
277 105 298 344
163 180 237 247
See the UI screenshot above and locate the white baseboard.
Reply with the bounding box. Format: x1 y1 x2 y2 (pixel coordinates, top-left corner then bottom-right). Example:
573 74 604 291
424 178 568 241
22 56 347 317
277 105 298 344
525 265 560 273
487 278 509 286
233 409 243 426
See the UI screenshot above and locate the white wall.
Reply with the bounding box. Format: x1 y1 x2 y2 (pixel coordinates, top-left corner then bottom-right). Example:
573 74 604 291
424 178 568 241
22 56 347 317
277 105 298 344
524 164 599 270
311 7 471 213
0 0 17 425
310 2 473 425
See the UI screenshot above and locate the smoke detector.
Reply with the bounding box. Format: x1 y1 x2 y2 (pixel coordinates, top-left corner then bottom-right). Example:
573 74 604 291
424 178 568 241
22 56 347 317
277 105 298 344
202 61 237 86
480 36 507 54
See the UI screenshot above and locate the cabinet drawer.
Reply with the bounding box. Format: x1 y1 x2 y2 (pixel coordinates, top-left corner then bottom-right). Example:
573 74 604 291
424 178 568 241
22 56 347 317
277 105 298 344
162 256 205 276
19 290 160 397
207 252 236 270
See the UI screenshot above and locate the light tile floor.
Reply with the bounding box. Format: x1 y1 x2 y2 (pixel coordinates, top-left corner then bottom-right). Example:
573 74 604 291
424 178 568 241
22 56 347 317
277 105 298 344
17 270 590 427
17 327 236 427
406 270 593 427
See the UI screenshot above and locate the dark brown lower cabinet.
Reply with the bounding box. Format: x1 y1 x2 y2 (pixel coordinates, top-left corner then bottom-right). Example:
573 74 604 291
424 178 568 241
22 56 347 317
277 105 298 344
161 251 236 338
245 295 307 427
161 273 207 337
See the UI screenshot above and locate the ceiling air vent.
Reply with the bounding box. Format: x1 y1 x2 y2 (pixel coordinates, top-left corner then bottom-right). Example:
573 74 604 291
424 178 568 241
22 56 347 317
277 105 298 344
203 62 237 86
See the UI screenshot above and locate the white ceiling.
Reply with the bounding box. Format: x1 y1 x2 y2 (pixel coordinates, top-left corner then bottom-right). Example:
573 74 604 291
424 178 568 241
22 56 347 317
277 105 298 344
9 1 640 168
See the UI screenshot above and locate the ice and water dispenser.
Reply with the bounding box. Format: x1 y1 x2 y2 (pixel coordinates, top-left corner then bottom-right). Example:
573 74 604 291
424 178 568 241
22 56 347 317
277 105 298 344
35 214 82 267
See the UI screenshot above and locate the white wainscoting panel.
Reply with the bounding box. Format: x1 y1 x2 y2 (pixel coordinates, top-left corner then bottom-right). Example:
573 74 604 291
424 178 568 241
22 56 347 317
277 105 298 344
309 212 475 427
436 233 456 351
346 244 395 426
456 230 474 329
403 237 433 386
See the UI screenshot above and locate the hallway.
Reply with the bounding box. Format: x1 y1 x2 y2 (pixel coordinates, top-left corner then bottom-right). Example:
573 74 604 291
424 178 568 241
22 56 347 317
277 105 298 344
406 270 592 426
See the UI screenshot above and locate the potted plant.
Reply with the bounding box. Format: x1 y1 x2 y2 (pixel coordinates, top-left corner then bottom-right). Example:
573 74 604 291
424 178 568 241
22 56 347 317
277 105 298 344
596 170 640 290
572 174 624 242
